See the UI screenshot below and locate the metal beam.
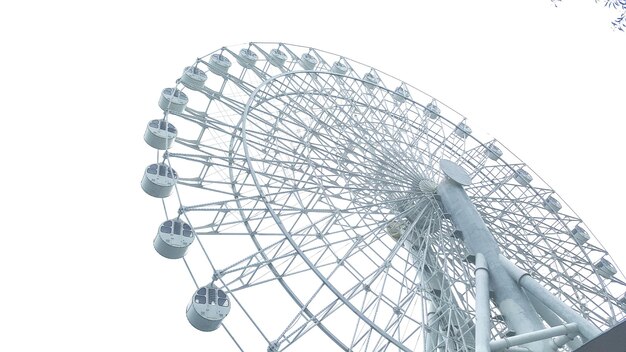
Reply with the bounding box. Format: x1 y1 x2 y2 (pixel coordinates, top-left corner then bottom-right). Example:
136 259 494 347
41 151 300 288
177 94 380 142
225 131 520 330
475 253 491 352
437 171 546 351
489 323 578 352
498 255 601 341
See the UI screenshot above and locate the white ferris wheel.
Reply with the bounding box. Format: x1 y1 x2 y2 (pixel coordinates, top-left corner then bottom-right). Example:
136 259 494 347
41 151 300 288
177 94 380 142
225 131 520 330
141 42 626 352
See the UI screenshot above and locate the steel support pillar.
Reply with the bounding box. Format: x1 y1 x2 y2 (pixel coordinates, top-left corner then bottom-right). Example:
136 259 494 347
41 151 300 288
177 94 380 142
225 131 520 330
437 162 548 351
475 253 491 352
489 323 578 352
525 290 583 350
499 255 601 342
425 301 440 352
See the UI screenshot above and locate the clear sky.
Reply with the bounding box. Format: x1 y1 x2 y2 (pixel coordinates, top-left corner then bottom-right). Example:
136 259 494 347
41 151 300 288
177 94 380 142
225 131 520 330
2 1 625 351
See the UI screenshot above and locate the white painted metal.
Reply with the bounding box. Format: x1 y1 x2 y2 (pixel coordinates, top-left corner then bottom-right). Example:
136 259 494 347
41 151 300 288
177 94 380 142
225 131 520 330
143 119 177 150
153 219 195 259
208 53 232 76
619 293 626 309
180 66 207 90
142 42 626 351
237 48 258 68
299 52 317 70
550 333 578 351
499 255 601 341
424 100 440 119
489 323 578 352
186 285 230 332
475 253 491 352
437 164 547 351
513 168 533 186
424 302 440 352
485 142 503 161
158 87 187 113
141 163 177 198
440 159 472 186
268 48 287 67
526 291 583 350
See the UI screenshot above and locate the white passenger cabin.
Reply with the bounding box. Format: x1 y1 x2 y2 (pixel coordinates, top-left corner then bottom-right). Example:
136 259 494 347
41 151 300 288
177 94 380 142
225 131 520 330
595 258 617 279
513 168 533 187
299 52 318 70
331 61 348 75
543 195 562 214
269 48 287 67
571 225 590 244
141 163 178 198
237 48 258 68
208 54 232 76
153 219 195 259
424 100 440 119
485 143 503 161
158 88 188 114
180 66 207 91
186 285 231 332
144 119 177 150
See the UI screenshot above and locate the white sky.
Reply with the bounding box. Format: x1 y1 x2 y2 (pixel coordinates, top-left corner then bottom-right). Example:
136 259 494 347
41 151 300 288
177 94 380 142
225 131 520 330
2 1 625 351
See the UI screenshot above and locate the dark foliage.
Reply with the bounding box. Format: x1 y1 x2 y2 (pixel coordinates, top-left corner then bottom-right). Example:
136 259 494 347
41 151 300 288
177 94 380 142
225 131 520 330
552 0 626 31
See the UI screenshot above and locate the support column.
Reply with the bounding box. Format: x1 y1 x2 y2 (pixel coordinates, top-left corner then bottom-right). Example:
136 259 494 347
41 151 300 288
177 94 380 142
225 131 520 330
489 323 578 352
499 255 601 341
425 301 440 352
436 161 547 351
526 290 583 350
475 253 491 352
407 237 475 350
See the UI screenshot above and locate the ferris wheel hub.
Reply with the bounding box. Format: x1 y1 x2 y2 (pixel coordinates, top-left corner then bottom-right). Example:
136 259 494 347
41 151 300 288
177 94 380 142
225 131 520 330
417 179 438 194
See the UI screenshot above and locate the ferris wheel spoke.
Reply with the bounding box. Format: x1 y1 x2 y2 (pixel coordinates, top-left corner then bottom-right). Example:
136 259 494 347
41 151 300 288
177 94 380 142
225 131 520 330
273 271 387 351
215 210 391 292
368 285 424 348
313 134 415 187
254 78 400 165
264 231 416 350
215 231 369 293
412 120 450 180
277 224 426 349
175 136 241 159
466 169 517 199
219 323 246 352
273 240 391 348
246 149 412 199
274 251 424 351
492 197 619 326
460 141 491 173
404 232 476 350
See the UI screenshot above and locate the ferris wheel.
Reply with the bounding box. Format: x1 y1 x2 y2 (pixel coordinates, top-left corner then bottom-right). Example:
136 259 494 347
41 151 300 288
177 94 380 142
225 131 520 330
141 42 626 351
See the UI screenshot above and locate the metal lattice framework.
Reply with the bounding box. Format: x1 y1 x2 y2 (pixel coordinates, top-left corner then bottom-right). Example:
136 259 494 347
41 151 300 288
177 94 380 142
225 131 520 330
142 42 626 351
